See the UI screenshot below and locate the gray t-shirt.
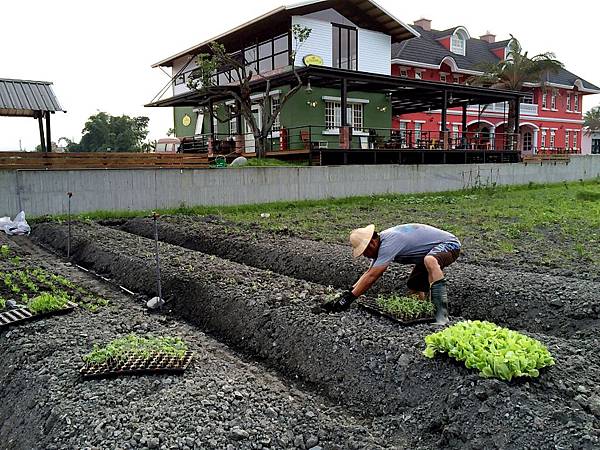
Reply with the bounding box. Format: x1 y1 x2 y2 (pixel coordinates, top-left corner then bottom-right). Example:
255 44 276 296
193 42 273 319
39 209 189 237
371 224 460 267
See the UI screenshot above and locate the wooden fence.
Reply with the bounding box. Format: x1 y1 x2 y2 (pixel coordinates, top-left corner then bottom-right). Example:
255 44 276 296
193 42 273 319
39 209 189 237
0 152 209 170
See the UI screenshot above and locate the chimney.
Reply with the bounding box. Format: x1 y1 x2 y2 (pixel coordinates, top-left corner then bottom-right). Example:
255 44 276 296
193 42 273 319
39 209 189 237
413 18 431 31
480 32 496 43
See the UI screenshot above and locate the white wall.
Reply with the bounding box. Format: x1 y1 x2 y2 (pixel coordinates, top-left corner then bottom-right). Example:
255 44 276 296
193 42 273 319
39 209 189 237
3 157 600 217
292 12 391 75
172 56 197 96
358 29 391 75
582 131 600 155
292 16 333 68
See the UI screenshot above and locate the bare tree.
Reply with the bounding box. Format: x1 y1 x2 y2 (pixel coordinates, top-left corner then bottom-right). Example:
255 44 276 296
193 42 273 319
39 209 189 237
188 25 311 158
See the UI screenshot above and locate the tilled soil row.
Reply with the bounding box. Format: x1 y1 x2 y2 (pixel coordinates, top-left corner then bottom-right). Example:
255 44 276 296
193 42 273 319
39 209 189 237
0 235 409 450
33 222 600 450
116 217 600 340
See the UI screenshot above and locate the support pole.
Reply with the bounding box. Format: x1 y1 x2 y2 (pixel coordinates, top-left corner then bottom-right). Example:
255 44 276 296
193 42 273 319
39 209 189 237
341 78 348 127
67 192 72 259
45 112 52 152
441 91 448 132
461 104 468 148
441 91 448 150
37 113 46 152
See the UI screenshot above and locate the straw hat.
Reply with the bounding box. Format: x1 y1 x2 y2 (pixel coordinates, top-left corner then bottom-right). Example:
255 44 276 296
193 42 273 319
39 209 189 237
349 224 375 258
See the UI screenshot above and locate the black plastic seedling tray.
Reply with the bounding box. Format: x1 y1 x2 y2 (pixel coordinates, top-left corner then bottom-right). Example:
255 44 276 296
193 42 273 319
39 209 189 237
80 351 194 379
357 298 436 325
0 301 77 328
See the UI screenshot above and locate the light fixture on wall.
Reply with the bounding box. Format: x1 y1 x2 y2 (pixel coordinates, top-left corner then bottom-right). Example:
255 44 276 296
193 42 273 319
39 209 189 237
377 105 388 112
306 100 318 108
305 79 313 94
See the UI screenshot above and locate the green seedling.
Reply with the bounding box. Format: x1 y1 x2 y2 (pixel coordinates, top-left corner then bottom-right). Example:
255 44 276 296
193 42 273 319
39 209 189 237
83 334 188 365
27 292 69 314
0 296 5 309
0 245 10 258
423 320 555 381
376 294 435 320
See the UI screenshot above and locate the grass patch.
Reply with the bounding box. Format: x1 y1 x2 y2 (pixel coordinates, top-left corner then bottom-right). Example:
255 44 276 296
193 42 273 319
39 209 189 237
376 294 435 321
576 190 600 201
27 292 69 314
423 320 555 381
83 334 188 365
231 158 307 168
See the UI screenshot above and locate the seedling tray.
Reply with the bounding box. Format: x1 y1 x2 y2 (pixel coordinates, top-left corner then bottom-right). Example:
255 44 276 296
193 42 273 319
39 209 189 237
80 351 194 379
0 301 77 328
357 298 435 326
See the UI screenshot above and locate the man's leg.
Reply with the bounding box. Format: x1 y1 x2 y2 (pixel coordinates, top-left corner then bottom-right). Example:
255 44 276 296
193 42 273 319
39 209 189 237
406 263 430 301
424 244 460 325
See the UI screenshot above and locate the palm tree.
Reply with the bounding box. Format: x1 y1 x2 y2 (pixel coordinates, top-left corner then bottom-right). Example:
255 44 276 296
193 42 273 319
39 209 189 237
584 106 600 133
469 36 564 136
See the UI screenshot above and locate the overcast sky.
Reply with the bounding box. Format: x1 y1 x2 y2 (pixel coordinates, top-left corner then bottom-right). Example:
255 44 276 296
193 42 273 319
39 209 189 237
1 0 597 151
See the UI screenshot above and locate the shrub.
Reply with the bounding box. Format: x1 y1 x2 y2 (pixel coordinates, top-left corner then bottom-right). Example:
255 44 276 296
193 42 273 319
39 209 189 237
376 294 435 320
27 292 69 314
423 320 555 381
0 297 5 310
83 334 188 365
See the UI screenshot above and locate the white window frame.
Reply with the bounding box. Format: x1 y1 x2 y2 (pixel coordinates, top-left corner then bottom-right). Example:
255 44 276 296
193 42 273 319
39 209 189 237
453 75 460 84
573 131 578 149
271 96 281 133
565 130 570 149
550 130 556 148
551 93 556 110
450 34 466 56
566 94 571 112
574 95 579 112
542 92 547 109
541 129 547 148
440 73 447 83
324 101 365 134
414 122 423 141
229 112 238 136
400 68 408 78
414 70 423 80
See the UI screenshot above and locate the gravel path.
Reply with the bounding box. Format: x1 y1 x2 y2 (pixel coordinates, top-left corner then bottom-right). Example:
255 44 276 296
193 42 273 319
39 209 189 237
0 234 411 450
30 221 600 450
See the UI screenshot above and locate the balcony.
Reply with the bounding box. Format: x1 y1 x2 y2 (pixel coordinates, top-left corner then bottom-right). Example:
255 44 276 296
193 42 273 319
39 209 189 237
468 102 538 116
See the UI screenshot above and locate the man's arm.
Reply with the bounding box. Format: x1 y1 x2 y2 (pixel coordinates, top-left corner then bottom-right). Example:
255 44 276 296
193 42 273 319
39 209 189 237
351 264 388 297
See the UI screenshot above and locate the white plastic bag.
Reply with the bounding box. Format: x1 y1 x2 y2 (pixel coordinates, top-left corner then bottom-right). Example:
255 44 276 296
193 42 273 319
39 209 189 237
0 211 31 236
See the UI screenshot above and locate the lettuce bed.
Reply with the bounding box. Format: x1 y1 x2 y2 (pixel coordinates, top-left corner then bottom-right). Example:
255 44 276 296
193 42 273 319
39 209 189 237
423 320 555 381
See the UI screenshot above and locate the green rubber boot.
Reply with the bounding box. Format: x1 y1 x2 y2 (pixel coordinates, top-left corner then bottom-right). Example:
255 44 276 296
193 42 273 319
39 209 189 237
430 278 449 325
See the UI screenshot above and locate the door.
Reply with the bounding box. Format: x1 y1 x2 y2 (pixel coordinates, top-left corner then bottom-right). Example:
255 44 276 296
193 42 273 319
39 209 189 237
244 105 261 153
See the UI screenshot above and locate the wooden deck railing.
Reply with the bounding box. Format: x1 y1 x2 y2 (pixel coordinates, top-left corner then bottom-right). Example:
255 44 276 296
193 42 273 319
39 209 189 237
0 152 209 170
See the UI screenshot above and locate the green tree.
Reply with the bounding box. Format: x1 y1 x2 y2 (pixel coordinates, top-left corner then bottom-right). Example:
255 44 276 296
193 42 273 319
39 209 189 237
469 36 564 135
73 112 150 152
188 25 311 158
584 106 600 133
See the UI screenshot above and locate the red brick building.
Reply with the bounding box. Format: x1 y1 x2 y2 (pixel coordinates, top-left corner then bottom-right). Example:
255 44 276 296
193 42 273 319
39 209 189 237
391 18 600 154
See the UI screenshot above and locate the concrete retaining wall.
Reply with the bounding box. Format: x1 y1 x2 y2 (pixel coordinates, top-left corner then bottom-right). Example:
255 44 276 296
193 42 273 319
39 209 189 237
1 156 599 216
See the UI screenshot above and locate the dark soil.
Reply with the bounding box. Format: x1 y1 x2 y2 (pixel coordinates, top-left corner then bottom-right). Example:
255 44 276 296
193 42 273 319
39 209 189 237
117 217 600 339
0 234 413 450
31 221 600 450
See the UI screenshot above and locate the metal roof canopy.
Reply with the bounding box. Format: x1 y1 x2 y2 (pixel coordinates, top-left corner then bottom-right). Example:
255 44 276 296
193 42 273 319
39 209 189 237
0 78 65 152
146 65 523 116
152 0 420 68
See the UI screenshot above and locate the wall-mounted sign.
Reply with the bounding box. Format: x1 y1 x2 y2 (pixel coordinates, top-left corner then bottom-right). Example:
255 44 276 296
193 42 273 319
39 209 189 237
182 114 192 127
303 54 324 67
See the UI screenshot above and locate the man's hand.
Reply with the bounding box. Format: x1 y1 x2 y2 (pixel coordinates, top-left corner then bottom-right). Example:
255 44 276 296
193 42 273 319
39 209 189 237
321 290 357 313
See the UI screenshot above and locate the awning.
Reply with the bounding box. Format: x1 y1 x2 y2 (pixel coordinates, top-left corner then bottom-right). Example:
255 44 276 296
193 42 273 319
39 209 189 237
0 78 64 117
146 65 523 115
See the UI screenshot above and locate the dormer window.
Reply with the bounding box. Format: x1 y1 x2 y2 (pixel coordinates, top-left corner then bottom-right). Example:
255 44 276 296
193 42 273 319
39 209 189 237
450 29 468 56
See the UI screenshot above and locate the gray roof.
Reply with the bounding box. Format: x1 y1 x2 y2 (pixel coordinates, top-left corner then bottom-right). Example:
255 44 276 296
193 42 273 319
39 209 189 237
392 26 600 92
0 78 64 117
